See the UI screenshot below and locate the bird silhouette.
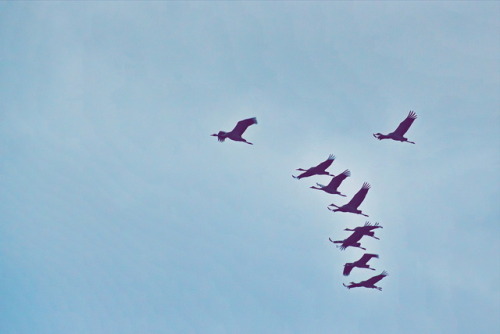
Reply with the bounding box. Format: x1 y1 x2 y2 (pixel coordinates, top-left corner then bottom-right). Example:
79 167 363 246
310 169 350 196
373 111 417 144
329 231 366 251
344 222 383 240
343 253 379 276
328 182 371 217
211 117 257 144
343 271 388 291
293 154 336 179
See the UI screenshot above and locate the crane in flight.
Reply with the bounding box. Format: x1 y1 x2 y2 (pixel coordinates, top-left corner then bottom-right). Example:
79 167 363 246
211 117 257 145
328 182 371 217
344 222 383 240
329 231 367 251
373 111 417 144
293 154 336 179
310 169 350 196
343 271 388 291
343 253 379 276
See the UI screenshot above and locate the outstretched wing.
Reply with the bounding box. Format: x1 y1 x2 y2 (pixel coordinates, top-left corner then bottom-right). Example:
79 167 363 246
346 182 370 209
355 221 382 233
231 117 258 136
314 154 335 171
326 169 350 188
393 111 417 136
343 264 354 276
366 222 383 231
361 271 388 285
343 231 364 244
356 221 373 232
358 253 379 265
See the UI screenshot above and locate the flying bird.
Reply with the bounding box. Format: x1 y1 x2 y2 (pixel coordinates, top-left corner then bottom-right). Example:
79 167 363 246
343 271 388 291
344 222 383 240
343 253 379 276
293 154 335 179
310 169 350 196
373 111 417 144
328 182 371 217
211 117 257 145
329 232 366 251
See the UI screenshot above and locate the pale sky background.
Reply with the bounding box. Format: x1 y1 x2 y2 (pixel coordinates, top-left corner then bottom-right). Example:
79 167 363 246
1 2 499 334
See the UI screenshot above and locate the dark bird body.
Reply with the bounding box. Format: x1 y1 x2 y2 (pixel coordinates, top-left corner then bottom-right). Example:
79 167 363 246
344 222 383 240
211 117 257 144
373 111 417 144
343 253 379 276
328 182 371 217
329 231 366 251
293 154 336 179
343 271 388 291
310 169 350 196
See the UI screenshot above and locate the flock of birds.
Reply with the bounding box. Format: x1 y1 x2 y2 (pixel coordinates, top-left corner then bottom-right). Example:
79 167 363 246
211 111 418 291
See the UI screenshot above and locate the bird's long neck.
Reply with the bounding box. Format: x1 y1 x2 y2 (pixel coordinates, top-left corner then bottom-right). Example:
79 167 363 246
375 133 389 140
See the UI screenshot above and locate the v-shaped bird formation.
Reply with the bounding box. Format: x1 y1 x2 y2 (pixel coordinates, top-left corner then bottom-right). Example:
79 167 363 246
212 111 418 291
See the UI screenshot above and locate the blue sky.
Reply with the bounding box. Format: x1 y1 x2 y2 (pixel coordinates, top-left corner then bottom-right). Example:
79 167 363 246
1 2 499 333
